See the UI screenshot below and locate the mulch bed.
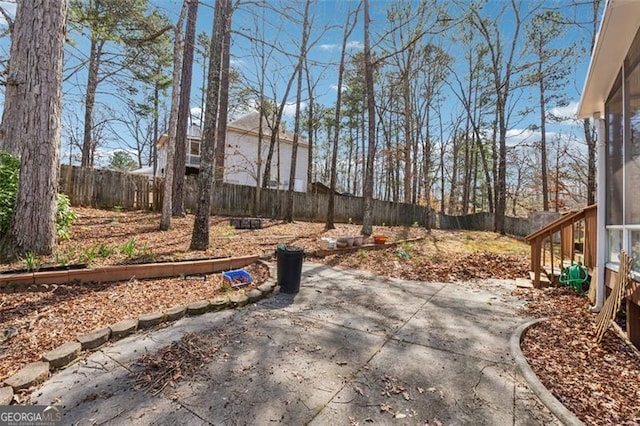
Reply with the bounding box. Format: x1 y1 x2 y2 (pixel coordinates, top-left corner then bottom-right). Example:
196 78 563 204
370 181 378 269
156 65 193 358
0 262 268 393
517 287 640 425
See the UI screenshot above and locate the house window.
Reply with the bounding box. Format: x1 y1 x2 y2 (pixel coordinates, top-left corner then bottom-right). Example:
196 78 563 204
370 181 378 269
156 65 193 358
189 139 200 156
187 138 201 167
605 26 640 273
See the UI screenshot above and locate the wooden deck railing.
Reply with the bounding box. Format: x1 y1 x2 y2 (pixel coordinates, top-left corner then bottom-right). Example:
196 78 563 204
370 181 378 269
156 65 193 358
525 204 597 288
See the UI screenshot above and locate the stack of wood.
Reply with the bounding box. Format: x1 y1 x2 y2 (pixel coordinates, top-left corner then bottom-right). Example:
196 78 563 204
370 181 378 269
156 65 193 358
594 251 632 343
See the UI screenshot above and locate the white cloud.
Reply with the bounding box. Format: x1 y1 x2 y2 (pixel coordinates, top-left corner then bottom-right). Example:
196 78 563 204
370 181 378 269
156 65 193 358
549 101 580 124
506 128 539 147
319 40 362 52
282 102 307 117
319 43 338 51
505 127 585 149
329 83 348 92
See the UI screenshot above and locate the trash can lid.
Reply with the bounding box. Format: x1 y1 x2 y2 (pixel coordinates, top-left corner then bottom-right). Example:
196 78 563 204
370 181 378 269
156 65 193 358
277 243 304 252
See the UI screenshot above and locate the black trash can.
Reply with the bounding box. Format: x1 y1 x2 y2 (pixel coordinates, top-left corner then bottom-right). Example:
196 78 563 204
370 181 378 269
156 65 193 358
277 245 304 294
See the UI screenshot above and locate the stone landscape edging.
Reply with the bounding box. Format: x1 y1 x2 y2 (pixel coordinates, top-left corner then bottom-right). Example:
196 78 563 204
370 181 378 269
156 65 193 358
0 255 259 290
510 318 586 426
0 259 276 405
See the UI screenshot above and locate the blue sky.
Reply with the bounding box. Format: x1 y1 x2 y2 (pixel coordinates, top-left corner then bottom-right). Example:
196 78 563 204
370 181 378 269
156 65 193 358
0 0 602 166
153 0 599 147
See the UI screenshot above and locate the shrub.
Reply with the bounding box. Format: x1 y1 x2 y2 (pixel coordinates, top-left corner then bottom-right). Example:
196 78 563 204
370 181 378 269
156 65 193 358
0 151 77 240
56 193 77 240
0 152 20 236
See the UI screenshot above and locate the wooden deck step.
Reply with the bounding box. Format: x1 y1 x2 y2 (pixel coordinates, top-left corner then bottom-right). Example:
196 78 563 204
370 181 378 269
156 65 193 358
543 266 562 286
516 277 534 289
529 271 551 286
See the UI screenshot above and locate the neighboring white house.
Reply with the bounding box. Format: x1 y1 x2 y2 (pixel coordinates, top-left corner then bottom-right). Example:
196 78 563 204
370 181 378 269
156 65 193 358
153 112 309 192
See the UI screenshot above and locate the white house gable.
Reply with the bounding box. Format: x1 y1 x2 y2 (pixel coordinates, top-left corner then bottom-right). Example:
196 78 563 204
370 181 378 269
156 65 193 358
154 112 309 192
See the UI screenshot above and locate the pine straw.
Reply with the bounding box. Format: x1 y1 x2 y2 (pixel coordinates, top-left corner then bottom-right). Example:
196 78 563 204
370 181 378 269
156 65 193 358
131 333 218 396
517 287 640 425
0 262 268 385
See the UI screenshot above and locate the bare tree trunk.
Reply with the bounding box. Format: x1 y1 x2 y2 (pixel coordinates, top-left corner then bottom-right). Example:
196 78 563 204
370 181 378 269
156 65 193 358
214 0 233 184
81 38 103 168
254 105 265 215
304 60 314 189
327 4 359 230
361 0 376 236
402 78 412 204
172 0 198 216
152 74 160 177
448 135 459 213
538 64 549 211
160 1 187 231
0 0 67 257
190 0 227 250
262 71 297 188
253 10 267 215
284 0 310 222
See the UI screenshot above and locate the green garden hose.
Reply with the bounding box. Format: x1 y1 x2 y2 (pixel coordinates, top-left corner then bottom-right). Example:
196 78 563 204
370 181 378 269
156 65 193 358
559 263 590 292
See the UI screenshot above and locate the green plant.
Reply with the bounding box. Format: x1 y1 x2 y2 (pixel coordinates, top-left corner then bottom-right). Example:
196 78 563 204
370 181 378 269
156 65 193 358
56 193 77 240
395 247 410 260
96 243 114 259
111 205 123 223
82 244 100 264
54 249 74 266
121 238 136 257
136 241 155 261
24 252 41 271
1 152 77 240
401 242 413 253
222 225 235 237
0 151 20 236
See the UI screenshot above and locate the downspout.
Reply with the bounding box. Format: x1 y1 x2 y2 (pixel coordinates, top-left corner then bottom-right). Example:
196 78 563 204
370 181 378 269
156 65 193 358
590 115 606 313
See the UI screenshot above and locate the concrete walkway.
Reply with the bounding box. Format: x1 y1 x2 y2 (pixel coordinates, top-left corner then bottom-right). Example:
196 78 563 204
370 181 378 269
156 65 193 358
32 262 559 425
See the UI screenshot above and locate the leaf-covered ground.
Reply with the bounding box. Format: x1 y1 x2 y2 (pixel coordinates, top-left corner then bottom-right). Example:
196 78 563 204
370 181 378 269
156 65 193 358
1 207 638 423
517 287 640 425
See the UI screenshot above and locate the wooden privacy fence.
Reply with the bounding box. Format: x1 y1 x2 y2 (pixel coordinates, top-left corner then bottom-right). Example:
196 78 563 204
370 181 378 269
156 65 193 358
438 212 532 237
58 165 154 210
57 167 433 226
181 176 433 226
58 167 542 231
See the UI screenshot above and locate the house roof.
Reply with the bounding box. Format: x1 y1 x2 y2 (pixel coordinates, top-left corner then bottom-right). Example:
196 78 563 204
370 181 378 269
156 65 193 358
228 112 308 147
578 0 640 118
156 112 309 148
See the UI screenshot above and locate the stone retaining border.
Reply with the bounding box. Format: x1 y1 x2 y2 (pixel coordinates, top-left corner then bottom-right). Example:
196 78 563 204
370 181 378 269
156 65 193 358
510 318 586 426
0 260 277 404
